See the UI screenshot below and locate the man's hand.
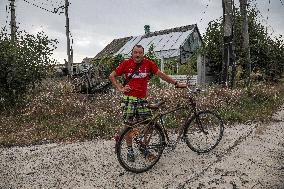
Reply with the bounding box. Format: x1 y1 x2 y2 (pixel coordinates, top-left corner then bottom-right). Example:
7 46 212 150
176 82 187 88
120 84 132 93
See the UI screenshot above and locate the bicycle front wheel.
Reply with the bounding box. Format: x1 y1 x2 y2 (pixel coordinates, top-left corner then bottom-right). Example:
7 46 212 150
115 124 165 173
183 110 224 153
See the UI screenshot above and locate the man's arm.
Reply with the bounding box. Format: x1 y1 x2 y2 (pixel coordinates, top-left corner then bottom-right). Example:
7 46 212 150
109 71 131 93
156 70 187 88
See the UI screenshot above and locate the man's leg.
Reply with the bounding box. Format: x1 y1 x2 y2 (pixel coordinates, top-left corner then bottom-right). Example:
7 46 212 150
136 103 157 161
125 128 140 162
122 99 135 161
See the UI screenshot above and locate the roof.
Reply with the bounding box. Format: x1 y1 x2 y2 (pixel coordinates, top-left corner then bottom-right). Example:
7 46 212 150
95 36 132 59
82 57 95 64
94 24 199 59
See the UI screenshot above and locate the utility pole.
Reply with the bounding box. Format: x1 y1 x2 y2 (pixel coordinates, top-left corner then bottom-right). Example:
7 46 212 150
239 0 251 87
221 0 233 86
65 0 72 75
10 0 17 41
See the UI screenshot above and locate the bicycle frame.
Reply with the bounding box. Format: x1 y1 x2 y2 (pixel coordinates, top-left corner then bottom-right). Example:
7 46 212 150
127 95 199 150
158 103 197 149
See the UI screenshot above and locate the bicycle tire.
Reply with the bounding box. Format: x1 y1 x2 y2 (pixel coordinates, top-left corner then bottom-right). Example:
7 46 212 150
183 110 224 153
115 124 165 173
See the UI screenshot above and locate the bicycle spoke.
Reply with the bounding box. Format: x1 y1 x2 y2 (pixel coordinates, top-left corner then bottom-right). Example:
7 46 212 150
184 111 224 153
116 125 165 173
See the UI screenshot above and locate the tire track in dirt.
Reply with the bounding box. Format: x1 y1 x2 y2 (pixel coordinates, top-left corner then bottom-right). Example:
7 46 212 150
182 124 256 187
181 120 284 189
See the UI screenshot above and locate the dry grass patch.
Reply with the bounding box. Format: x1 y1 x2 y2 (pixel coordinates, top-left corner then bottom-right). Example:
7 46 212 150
0 79 283 147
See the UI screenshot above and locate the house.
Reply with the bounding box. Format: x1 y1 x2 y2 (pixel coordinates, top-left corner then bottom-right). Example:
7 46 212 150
95 24 202 62
94 24 209 84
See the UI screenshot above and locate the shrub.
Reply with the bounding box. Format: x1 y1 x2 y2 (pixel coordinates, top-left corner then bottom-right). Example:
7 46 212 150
0 30 58 110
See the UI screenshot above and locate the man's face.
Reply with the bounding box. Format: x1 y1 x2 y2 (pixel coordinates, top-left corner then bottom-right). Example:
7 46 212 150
131 46 144 63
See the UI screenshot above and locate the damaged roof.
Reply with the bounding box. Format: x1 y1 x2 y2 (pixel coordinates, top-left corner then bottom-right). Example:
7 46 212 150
94 24 200 59
94 36 132 59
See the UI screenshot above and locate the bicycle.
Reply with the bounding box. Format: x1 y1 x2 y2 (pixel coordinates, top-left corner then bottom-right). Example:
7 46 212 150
115 87 225 173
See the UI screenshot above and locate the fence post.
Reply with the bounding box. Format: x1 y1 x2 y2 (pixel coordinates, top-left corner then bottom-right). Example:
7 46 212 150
161 57 164 72
197 54 206 84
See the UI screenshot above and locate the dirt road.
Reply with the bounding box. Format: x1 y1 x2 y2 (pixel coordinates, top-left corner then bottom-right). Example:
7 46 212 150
1 107 283 189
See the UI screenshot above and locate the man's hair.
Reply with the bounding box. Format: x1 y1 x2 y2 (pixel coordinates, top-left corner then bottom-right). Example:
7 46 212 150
131 44 144 53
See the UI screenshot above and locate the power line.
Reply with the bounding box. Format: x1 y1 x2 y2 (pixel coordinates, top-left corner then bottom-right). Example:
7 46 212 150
280 0 284 7
5 3 9 25
22 0 65 15
39 0 65 11
266 0 271 36
266 0 271 21
41 0 57 8
46 0 65 7
35 0 65 7
251 0 275 36
199 0 212 23
3 2 10 32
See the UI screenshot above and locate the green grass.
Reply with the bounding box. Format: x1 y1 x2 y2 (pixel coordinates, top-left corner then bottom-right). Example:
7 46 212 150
219 98 282 124
217 86 284 124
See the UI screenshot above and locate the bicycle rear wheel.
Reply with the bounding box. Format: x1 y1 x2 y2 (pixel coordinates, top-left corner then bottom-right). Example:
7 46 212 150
115 124 165 173
183 110 224 153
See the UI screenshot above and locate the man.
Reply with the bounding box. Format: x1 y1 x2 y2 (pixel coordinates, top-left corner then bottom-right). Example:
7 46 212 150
109 44 186 161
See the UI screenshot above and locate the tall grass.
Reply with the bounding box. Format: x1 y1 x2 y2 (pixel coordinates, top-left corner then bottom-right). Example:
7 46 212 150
0 78 283 147
197 84 284 124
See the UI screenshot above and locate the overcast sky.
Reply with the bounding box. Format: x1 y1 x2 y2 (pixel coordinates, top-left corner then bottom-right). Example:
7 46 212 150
1 0 283 64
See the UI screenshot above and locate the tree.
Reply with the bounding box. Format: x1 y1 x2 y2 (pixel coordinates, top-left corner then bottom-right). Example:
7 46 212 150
94 54 124 79
202 18 224 83
240 0 251 87
144 44 162 85
0 30 58 109
203 6 284 84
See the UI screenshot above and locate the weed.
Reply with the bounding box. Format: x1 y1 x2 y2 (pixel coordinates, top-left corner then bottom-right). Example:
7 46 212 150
0 78 283 147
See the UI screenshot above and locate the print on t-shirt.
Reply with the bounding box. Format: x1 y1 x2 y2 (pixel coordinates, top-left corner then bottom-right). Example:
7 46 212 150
128 67 148 79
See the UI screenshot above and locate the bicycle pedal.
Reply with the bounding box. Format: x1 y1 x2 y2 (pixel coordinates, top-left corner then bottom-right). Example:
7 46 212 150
129 129 140 138
146 153 156 162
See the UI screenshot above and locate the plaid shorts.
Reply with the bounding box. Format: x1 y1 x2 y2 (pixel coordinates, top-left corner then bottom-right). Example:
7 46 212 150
121 96 152 124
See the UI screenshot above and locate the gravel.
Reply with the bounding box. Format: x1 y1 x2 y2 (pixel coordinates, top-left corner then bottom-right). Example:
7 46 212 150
1 106 284 189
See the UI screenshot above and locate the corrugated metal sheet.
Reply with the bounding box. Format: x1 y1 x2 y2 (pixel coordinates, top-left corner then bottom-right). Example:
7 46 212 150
115 35 142 56
155 49 179 59
115 29 194 59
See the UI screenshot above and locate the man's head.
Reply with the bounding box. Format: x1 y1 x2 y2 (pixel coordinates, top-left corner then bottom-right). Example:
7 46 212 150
131 45 144 63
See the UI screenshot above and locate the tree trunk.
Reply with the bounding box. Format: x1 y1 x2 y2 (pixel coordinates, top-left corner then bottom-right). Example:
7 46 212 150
239 0 251 87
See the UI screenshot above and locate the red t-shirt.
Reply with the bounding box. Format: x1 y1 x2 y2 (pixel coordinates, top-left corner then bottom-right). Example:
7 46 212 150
115 58 158 98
